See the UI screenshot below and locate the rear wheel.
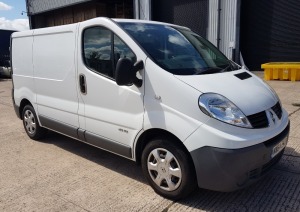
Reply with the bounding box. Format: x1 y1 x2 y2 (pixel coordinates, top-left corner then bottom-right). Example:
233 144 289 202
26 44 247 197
22 105 47 140
141 138 197 200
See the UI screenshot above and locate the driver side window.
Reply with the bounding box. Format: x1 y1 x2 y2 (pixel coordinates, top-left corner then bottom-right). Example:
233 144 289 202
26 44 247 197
83 27 136 79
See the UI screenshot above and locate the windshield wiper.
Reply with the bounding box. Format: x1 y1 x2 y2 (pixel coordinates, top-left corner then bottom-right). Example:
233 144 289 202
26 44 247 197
220 64 231 72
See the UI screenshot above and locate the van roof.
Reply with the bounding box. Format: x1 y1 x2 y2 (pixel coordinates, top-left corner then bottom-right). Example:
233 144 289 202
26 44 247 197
12 17 191 38
112 18 191 31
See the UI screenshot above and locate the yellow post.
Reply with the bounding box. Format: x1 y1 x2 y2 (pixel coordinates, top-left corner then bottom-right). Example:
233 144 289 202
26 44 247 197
273 68 279 79
264 68 271 80
282 69 289 80
291 69 296 81
296 68 300 81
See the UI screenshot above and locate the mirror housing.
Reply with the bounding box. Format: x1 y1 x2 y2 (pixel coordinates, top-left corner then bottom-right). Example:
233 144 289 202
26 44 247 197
115 58 143 87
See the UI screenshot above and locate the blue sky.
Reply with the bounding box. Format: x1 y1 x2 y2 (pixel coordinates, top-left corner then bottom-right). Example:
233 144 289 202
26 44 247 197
0 0 29 31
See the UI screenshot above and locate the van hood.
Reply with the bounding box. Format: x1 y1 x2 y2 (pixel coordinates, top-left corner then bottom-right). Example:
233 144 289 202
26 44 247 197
174 70 278 115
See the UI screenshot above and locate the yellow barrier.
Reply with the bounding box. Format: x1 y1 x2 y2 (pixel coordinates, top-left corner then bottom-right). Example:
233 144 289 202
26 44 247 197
261 62 300 81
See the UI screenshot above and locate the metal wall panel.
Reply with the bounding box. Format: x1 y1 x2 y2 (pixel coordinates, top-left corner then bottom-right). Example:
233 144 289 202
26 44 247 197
27 0 91 14
134 0 151 20
240 0 300 70
219 0 237 60
152 0 208 37
207 0 238 60
134 0 139 19
207 0 218 47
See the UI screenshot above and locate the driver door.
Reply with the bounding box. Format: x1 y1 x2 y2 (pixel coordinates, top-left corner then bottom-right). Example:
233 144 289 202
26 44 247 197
77 25 144 158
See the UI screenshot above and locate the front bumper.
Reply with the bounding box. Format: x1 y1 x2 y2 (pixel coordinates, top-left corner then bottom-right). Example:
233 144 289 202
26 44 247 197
190 122 290 192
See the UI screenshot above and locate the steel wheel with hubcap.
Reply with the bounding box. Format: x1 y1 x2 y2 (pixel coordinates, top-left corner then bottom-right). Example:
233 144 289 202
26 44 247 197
24 109 36 135
147 148 182 191
142 138 197 200
22 105 47 140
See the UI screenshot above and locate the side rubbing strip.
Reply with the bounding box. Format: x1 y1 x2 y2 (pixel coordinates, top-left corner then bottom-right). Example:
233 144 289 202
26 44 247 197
38 115 132 158
85 131 132 158
77 128 85 141
39 115 79 139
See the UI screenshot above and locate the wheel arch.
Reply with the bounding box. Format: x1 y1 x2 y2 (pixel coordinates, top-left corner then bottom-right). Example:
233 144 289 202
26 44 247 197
135 128 195 168
19 98 33 120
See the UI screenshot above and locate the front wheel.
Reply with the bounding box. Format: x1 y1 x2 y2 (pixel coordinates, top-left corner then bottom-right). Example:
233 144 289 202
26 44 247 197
22 105 47 140
141 138 197 200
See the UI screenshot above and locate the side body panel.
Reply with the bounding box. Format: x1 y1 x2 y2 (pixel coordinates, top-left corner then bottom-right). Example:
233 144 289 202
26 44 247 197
32 24 79 129
12 31 35 110
143 58 209 142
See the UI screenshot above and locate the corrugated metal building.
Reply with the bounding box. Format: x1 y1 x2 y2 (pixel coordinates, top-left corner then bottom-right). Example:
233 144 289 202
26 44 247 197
26 0 300 70
27 0 134 28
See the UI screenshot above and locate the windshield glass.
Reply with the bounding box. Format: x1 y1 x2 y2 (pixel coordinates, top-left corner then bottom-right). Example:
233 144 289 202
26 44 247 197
119 22 240 75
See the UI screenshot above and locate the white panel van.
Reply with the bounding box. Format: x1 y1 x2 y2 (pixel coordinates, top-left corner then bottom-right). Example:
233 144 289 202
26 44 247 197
11 18 290 200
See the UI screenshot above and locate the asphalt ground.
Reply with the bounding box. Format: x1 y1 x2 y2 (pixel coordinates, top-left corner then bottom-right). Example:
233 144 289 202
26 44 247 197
0 74 300 212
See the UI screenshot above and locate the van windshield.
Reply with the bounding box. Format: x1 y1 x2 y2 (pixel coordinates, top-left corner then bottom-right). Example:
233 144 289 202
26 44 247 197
119 22 239 75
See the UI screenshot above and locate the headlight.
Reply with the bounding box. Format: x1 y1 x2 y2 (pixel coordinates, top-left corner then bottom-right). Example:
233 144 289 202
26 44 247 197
199 93 252 128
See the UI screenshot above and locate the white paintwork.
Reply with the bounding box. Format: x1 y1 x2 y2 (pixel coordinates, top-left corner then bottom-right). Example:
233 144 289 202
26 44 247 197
32 24 79 127
184 109 289 151
11 31 36 110
143 58 209 142
77 18 146 147
12 18 289 162
175 70 277 116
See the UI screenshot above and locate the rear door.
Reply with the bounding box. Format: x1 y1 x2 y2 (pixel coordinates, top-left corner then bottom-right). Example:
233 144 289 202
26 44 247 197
77 20 145 158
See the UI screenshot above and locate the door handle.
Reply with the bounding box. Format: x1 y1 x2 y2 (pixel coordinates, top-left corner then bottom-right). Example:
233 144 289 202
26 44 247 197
79 74 87 94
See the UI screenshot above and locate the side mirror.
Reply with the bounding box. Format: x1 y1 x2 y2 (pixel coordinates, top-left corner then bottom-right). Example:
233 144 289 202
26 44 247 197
115 58 143 87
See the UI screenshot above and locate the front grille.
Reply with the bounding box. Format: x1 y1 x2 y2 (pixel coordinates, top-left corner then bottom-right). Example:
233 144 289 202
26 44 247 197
272 102 282 119
247 111 268 128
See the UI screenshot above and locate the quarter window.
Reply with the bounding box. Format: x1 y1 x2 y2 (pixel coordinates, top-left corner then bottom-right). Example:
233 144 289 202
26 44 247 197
83 27 136 79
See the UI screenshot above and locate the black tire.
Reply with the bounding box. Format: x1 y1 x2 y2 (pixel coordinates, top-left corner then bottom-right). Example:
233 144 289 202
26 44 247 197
141 138 197 200
22 105 47 140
